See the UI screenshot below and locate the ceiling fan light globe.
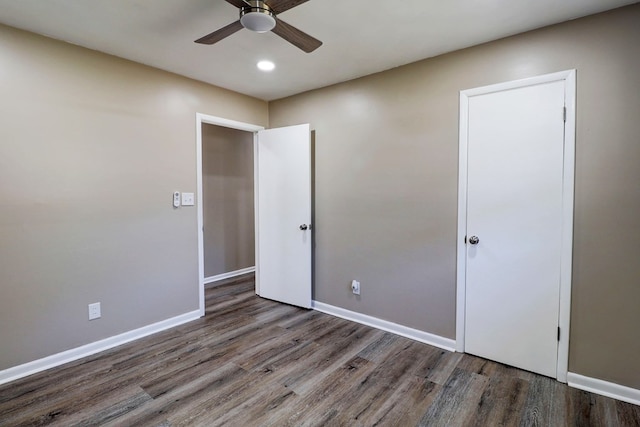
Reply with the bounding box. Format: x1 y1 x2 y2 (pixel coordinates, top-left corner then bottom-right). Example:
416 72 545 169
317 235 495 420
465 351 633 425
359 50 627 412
240 10 276 33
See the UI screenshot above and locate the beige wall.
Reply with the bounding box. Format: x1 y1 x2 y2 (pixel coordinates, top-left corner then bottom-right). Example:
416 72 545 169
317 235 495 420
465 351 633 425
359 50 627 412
0 24 267 370
202 124 255 277
269 4 640 389
2 4 639 391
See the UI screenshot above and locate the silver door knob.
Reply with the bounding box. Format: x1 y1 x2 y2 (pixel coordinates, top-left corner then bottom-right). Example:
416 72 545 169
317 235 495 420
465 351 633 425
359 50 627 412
299 224 308 231
468 236 479 245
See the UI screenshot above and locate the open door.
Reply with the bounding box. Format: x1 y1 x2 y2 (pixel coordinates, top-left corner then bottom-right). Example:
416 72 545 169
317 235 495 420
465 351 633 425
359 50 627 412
256 124 312 308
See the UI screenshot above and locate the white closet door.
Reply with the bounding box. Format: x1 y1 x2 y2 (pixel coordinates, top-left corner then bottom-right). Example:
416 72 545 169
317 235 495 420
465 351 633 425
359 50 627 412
464 80 566 377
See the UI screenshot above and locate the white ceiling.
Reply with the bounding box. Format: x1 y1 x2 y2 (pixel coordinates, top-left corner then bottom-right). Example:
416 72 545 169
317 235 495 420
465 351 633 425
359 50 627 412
0 0 637 101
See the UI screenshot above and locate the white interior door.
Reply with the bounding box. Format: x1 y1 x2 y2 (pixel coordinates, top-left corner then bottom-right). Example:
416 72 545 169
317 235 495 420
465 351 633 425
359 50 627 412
463 80 566 377
256 124 311 308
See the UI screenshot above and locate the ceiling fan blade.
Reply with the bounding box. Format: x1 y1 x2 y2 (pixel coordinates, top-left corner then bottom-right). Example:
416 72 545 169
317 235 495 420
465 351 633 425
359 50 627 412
264 0 309 14
271 18 322 53
225 0 249 8
195 20 244 45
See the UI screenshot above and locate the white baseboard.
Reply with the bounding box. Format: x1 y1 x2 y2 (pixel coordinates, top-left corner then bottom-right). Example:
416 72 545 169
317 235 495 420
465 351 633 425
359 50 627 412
312 301 456 352
567 372 640 406
204 266 256 285
0 310 201 386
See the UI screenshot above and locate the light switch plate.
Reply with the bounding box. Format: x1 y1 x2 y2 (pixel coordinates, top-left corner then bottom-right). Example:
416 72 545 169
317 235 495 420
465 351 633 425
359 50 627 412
181 192 195 206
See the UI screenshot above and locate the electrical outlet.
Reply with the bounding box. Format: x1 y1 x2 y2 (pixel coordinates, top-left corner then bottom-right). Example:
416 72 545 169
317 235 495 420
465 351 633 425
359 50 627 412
351 280 360 295
88 302 101 320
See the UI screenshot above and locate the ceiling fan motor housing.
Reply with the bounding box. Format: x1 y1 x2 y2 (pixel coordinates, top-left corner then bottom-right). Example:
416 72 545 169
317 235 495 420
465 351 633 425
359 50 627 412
240 1 276 33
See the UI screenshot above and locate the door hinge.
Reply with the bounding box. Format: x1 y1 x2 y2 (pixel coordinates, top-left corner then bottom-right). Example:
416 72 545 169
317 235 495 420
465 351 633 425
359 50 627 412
563 106 567 122
557 327 561 341
464 236 467 244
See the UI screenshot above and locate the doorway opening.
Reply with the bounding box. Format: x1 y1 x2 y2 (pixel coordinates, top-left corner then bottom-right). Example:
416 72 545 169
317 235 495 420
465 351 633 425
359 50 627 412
201 124 254 283
196 113 264 316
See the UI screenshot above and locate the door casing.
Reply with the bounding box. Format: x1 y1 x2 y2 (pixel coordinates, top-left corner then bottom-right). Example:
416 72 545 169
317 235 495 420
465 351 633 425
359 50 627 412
455 70 576 382
196 113 264 316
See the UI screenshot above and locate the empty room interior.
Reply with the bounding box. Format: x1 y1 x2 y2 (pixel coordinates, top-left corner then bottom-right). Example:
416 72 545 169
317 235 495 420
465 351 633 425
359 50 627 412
1 1 639 425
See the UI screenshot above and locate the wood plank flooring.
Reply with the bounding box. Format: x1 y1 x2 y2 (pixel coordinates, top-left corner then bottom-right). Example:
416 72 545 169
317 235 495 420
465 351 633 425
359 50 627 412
1 274 638 426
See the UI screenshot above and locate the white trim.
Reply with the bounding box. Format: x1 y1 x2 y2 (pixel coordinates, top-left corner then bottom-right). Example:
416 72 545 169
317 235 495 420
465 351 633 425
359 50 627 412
203 266 256 285
312 301 456 352
253 133 261 296
568 372 640 407
461 70 575 97
195 113 264 314
456 89 470 353
557 70 576 383
196 116 205 317
196 113 265 133
0 310 200 386
456 70 576 381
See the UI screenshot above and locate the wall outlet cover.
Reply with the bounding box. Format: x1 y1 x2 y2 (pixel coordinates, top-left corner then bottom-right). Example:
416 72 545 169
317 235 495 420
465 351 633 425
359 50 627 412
88 302 101 320
351 280 360 295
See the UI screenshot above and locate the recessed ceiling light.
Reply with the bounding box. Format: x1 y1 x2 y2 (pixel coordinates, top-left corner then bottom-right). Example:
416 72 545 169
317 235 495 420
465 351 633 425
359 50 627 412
257 60 275 72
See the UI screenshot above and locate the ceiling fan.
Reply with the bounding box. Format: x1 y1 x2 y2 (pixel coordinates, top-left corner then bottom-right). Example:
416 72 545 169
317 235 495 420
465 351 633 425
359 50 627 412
195 0 322 53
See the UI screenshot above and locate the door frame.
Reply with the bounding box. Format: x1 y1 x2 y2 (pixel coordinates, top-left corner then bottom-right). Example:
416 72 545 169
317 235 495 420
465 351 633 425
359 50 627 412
455 70 576 382
195 113 264 317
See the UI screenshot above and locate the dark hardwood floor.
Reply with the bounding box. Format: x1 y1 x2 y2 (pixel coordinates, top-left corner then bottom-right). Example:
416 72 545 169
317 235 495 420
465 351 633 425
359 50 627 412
1 274 638 426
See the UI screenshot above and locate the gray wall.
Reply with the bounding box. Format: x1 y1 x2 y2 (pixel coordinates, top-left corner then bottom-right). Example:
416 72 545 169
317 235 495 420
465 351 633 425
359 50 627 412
269 4 640 389
2 4 639 392
202 124 255 278
0 24 268 370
